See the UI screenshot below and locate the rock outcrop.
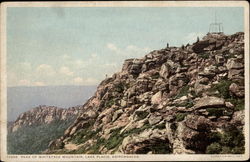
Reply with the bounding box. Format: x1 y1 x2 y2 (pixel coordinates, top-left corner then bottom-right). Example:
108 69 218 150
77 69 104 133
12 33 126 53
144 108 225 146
43 32 245 154
10 105 83 132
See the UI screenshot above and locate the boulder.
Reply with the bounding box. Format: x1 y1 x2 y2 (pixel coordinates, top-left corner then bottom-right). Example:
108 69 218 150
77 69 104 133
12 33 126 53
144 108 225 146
229 83 244 97
181 124 210 152
215 55 225 65
192 40 210 53
184 115 211 131
148 114 163 125
231 110 244 126
159 63 171 79
194 96 225 109
151 91 163 105
121 129 170 154
226 58 244 70
228 69 244 79
122 59 134 71
112 109 124 122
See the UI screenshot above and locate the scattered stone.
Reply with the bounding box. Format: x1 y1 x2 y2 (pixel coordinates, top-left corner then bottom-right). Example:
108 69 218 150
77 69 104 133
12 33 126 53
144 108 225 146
194 96 225 109
151 91 163 105
229 83 244 97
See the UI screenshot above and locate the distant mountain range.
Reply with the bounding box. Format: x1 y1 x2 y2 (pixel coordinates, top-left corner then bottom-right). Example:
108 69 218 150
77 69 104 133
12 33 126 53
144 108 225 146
7 85 97 121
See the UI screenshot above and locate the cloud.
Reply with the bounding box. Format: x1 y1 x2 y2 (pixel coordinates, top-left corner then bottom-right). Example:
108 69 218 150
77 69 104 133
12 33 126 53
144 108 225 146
107 43 151 58
107 43 119 52
84 77 99 85
103 62 118 68
72 77 99 85
90 53 98 59
36 64 55 76
19 62 32 70
33 81 46 86
126 45 151 54
183 32 205 44
126 45 139 51
73 77 84 84
18 79 31 86
59 66 74 76
62 54 71 60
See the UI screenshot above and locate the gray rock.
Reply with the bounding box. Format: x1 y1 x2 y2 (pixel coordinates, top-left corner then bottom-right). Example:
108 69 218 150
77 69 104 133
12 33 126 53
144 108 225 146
194 96 225 109
184 115 211 131
229 83 244 97
228 69 244 79
159 63 170 79
151 91 163 105
192 40 210 53
148 114 163 125
215 55 225 65
112 109 124 122
226 58 244 70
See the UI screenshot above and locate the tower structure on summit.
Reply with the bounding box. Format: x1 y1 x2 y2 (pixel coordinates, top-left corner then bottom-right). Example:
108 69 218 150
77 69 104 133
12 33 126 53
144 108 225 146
209 12 224 34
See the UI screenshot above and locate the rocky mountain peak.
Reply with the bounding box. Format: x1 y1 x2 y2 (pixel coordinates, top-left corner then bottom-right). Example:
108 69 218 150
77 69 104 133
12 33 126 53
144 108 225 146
45 32 245 154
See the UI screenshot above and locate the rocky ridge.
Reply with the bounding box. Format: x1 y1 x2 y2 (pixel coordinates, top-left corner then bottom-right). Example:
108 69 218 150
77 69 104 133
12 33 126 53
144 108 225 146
10 105 84 132
44 32 245 154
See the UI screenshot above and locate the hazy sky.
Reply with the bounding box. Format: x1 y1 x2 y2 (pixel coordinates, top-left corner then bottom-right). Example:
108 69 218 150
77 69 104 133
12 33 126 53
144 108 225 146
7 7 244 87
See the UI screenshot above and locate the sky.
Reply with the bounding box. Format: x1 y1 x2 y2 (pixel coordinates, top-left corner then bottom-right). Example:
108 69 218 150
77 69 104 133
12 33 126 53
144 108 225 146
7 7 244 87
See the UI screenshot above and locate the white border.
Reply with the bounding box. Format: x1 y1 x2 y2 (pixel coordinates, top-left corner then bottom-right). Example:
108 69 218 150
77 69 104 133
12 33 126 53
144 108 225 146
0 1 249 161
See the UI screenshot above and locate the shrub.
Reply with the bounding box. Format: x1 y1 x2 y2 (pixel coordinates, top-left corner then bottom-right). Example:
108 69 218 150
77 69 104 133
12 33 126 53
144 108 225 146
206 126 245 154
105 98 115 107
206 108 225 117
206 142 222 154
151 73 160 79
115 82 127 93
221 146 232 154
72 128 99 144
148 141 171 154
105 127 124 150
220 132 234 146
135 111 149 120
124 123 152 137
155 123 166 130
210 80 232 99
170 123 177 131
175 100 194 108
86 137 105 154
175 113 187 122
231 147 245 154
174 86 190 99
198 53 210 59
226 98 244 111
210 80 245 111
209 132 222 143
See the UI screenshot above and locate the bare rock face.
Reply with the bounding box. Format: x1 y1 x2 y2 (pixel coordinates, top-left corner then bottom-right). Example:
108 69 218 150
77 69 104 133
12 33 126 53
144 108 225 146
10 105 82 132
43 32 245 155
